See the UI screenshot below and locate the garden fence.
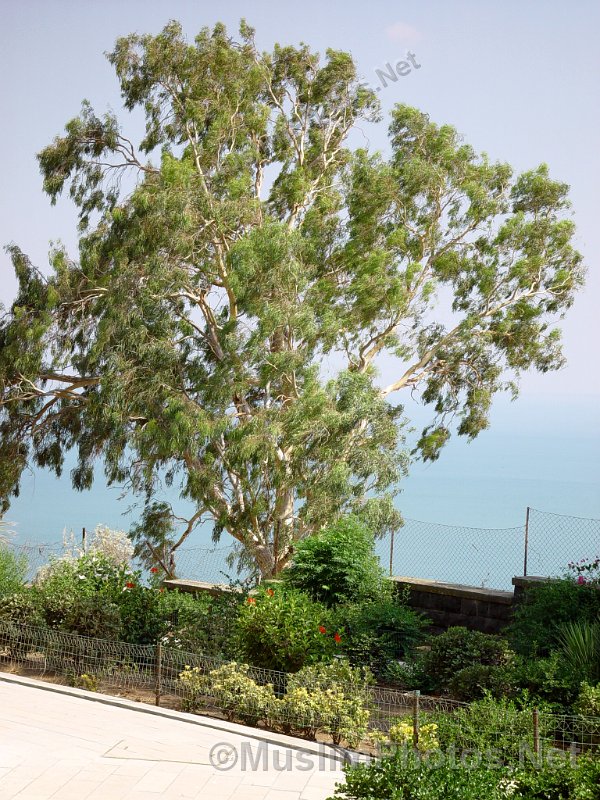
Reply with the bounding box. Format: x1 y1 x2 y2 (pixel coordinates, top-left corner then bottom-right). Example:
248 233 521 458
0 621 598 756
6 506 600 591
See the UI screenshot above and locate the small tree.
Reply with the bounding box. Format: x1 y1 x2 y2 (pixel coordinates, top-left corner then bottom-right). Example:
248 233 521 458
0 21 584 577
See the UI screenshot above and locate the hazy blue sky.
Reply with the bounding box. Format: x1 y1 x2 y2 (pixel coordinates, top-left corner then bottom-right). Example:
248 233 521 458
0 1 598 540
1 0 598 398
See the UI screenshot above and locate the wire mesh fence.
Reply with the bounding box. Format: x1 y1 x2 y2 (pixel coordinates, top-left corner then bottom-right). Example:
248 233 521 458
4 506 600 591
1 621 598 756
526 508 600 582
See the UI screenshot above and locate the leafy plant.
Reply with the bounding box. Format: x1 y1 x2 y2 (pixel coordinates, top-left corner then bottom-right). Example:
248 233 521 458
556 619 600 684
285 516 387 606
283 661 373 746
0 545 27 598
388 719 440 754
236 587 338 672
336 595 428 679
419 627 514 692
573 682 600 717
158 589 240 658
507 579 600 656
448 663 517 702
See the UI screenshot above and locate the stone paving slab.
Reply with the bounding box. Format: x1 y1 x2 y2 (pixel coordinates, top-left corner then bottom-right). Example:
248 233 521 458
0 673 347 799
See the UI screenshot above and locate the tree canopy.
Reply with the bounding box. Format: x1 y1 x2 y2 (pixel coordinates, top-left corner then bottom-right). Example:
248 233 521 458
0 21 584 576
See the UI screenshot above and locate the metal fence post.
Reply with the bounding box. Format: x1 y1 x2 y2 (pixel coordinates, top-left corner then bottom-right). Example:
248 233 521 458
533 707 540 755
155 641 162 707
82 527 87 554
389 529 395 577
523 507 530 577
412 690 420 749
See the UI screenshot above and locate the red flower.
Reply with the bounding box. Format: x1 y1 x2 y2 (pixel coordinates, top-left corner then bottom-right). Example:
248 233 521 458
247 597 256 605
159 587 165 593
334 632 342 644
150 567 159 574
319 626 327 634
125 582 135 589
266 588 274 597
577 575 586 585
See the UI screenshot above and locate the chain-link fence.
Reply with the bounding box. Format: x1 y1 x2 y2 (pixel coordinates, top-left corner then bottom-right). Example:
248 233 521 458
1 621 598 756
525 508 600 582
5 507 600 591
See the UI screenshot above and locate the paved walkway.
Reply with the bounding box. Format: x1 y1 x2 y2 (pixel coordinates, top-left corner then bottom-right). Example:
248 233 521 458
0 674 346 799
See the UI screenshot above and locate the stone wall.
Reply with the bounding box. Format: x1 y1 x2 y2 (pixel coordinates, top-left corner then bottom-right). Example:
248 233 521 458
391 576 514 634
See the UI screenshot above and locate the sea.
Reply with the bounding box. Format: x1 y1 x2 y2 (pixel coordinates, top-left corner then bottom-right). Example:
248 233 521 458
6 393 600 591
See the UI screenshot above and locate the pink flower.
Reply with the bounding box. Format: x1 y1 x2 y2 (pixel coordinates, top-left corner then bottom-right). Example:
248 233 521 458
577 575 586 585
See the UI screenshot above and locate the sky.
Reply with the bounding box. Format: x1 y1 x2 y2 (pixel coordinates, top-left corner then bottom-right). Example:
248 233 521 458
0 0 598 539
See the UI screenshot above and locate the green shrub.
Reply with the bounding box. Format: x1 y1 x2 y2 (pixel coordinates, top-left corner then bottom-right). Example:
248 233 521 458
61 594 123 640
573 682 600 716
285 516 386 606
337 596 428 678
556 619 600 684
507 579 600 656
0 546 27 598
330 751 503 800
236 586 337 672
330 753 600 800
179 662 277 725
448 663 517 701
434 694 550 764
158 589 240 658
283 661 373 746
509 653 577 711
0 590 45 627
419 627 514 692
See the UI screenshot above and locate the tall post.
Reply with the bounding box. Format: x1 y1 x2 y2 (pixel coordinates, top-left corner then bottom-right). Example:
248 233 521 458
82 527 87 554
155 641 162 707
412 690 420 750
523 507 530 577
389 529 395 578
533 707 540 755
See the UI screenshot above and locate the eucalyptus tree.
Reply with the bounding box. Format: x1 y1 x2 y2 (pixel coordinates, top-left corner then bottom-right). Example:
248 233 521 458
0 22 583 576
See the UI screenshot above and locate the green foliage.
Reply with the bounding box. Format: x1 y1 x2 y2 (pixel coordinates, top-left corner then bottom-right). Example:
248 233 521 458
573 682 600 717
556 620 600 685
0 590 45 626
285 516 387 606
158 589 240 658
336 595 428 678
507 579 600 656
235 586 337 672
179 662 276 725
419 627 515 692
0 21 583 578
433 694 549 764
448 663 517 702
0 546 27 598
509 653 578 711
330 751 503 800
331 753 600 800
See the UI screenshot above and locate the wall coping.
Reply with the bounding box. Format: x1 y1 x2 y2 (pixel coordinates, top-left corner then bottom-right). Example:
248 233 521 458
391 576 513 604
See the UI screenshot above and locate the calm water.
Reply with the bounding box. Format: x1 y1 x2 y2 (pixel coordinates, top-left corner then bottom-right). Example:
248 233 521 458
7 394 600 589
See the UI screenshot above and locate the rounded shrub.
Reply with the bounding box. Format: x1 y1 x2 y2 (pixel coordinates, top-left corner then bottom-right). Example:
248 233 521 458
284 515 386 606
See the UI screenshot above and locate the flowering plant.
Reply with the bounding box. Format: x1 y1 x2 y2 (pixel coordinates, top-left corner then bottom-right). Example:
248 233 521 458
567 556 600 584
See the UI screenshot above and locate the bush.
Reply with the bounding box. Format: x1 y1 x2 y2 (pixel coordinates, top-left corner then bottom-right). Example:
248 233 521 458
573 682 600 716
336 596 428 679
509 652 578 711
285 516 386 606
236 586 338 672
433 694 550 764
556 619 600 684
0 546 27 598
330 751 503 800
330 752 600 800
0 591 45 627
448 663 517 702
507 579 600 656
388 719 440 754
282 661 373 746
158 589 240 658
419 627 514 692
61 594 123 640
179 662 277 725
